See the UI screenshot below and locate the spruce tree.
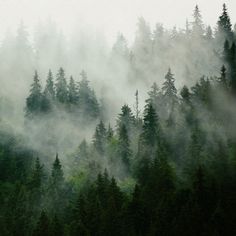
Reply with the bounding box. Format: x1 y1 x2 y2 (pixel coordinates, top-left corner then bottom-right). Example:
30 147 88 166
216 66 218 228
217 4 233 42
93 121 107 155
218 65 228 90
147 82 160 111
55 67 68 104
44 70 55 99
162 68 178 107
41 70 55 112
77 71 100 119
192 5 204 37
141 102 160 148
117 104 135 133
68 76 78 105
29 157 44 189
118 124 131 169
33 211 50 236
51 153 64 186
26 71 42 117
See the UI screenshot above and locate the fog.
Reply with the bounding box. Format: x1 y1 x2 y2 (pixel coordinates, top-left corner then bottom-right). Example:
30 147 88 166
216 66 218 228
0 1 235 165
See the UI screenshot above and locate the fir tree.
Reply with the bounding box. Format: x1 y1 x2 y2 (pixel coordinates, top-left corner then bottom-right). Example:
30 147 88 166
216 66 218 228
217 3 233 42
68 76 78 105
55 67 68 104
162 68 178 107
29 157 44 189
93 121 107 155
26 71 42 117
77 71 100 119
141 102 160 148
117 104 135 133
51 153 64 186
41 70 55 112
118 124 131 169
33 211 50 236
192 5 204 37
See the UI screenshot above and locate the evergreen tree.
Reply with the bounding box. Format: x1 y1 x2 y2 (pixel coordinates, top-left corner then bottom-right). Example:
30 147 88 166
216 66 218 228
77 71 100 119
218 65 228 90
33 211 50 236
205 26 213 40
192 5 204 37
117 104 135 133
44 70 55 99
68 76 78 105
93 121 107 155
29 157 44 189
112 33 129 59
147 82 160 111
180 85 191 103
162 68 178 107
26 71 42 117
141 102 160 148
51 154 64 186
217 4 233 43
118 124 131 169
55 68 68 104
41 70 55 112
107 124 114 141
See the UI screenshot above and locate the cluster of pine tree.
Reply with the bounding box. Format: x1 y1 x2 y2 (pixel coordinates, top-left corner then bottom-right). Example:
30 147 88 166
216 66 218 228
1 3 236 236
26 68 100 120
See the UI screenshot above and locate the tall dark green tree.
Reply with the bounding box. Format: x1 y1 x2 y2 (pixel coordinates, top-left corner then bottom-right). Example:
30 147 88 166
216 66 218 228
26 71 42 117
118 124 131 170
141 102 160 149
77 71 100 119
51 154 64 186
93 121 107 156
55 68 68 104
217 3 233 43
29 157 44 189
117 104 135 133
162 68 178 107
41 70 55 112
68 76 78 105
33 211 50 236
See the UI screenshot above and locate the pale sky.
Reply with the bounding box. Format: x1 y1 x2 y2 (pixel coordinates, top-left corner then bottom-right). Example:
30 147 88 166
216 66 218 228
0 0 235 44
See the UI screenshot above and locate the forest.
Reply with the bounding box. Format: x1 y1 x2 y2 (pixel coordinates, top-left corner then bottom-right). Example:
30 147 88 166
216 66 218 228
0 3 236 236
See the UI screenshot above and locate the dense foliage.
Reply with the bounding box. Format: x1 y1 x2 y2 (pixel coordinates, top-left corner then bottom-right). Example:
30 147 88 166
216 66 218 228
1 4 236 236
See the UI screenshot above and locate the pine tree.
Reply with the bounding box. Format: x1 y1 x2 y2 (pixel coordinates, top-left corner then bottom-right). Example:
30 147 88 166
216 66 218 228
206 26 213 40
180 85 191 103
162 68 178 107
51 154 64 186
41 70 55 112
33 211 50 236
44 70 55 99
93 121 107 155
218 65 228 90
147 82 160 110
192 5 204 37
217 4 233 42
77 71 100 119
55 67 68 104
68 76 78 105
112 33 129 58
141 102 160 148
118 124 131 169
29 157 44 189
26 71 42 117
107 124 114 141
117 104 135 133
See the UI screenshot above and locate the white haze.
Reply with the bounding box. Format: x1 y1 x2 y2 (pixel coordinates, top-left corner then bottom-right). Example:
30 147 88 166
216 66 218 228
0 0 235 164
0 0 236 44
